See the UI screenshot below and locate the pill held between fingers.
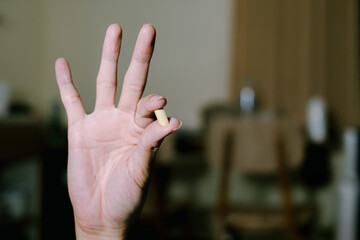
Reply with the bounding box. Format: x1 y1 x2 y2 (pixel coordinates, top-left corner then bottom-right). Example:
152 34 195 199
154 109 169 127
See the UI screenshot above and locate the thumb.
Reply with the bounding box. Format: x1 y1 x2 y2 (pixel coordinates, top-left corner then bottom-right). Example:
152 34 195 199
140 117 182 151
128 117 182 187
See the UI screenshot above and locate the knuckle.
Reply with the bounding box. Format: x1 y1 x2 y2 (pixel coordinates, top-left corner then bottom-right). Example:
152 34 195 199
98 80 116 89
124 81 143 93
62 94 81 105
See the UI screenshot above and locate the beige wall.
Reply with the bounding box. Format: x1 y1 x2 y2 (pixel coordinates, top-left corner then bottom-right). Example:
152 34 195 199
1 0 232 129
0 0 45 111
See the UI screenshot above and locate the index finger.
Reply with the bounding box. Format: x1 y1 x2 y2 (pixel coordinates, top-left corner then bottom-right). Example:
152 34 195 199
55 58 86 125
117 24 156 113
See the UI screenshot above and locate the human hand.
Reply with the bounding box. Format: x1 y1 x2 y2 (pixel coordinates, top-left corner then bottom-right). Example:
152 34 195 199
55 24 181 240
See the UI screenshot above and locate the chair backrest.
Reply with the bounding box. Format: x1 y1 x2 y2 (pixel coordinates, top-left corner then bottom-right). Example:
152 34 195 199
206 115 304 174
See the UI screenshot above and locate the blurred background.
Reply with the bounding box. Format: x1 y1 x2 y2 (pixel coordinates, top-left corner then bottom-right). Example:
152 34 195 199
0 0 359 239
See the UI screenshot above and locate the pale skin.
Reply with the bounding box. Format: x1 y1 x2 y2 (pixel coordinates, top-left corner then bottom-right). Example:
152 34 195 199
55 24 182 239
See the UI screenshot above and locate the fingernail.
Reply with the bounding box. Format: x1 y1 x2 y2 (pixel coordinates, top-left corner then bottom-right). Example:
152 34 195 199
151 95 165 102
142 23 154 32
173 120 182 131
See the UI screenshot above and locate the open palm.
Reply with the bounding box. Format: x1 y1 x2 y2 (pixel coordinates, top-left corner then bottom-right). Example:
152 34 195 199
55 24 181 239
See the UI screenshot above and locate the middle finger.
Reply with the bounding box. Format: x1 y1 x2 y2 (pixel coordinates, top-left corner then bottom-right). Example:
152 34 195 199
95 24 122 110
117 24 156 113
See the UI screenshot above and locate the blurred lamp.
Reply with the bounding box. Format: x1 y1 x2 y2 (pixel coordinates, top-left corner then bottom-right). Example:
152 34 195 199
306 96 327 143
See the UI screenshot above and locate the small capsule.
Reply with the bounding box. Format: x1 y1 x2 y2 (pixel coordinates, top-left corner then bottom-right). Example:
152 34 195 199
154 109 169 127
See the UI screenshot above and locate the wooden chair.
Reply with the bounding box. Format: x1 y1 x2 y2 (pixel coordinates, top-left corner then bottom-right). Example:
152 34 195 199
206 114 313 240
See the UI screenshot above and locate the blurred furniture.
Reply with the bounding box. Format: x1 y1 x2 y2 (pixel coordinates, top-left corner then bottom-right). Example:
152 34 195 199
136 132 209 240
0 116 45 240
336 128 359 240
207 114 313 240
231 0 360 127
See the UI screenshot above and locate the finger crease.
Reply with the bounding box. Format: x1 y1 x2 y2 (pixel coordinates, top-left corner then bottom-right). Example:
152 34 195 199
63 94 81 104
97 81 116 89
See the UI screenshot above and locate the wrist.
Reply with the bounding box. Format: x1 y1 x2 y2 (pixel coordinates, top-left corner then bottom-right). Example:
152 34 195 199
75 220 125 240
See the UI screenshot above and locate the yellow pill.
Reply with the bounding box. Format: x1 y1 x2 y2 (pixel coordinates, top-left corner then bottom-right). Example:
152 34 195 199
154 109 169 127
